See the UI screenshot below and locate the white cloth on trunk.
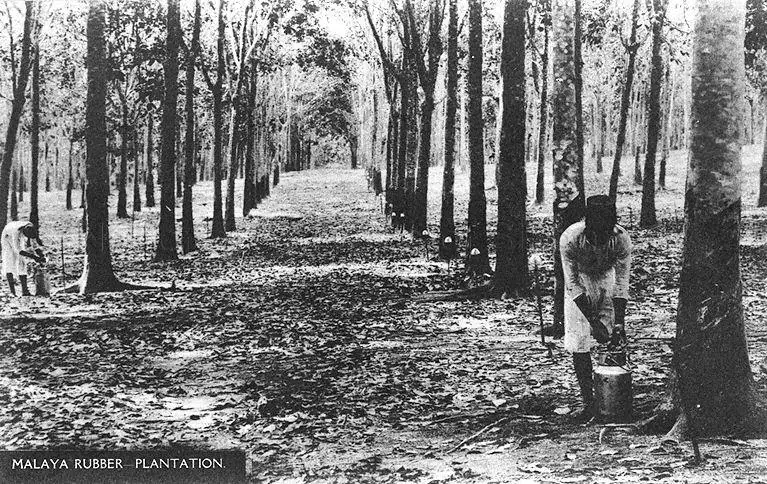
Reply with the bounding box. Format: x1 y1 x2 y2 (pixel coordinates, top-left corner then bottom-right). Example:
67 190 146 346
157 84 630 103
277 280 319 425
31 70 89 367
2 221 40 277
560 221 631 353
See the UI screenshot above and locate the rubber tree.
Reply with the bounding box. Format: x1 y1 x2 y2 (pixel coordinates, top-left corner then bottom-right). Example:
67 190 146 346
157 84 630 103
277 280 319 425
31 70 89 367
639 0 667 227
30 34 40 227
155 0 181 261
0 1 35 230
608 0 642 201
551 0 584 325
465 0 490 275
79 0 122 293
182 0 201 254
439 0 458 259
671 0 764 438
406 0 444 238
535 0 551 204
495 0 528 295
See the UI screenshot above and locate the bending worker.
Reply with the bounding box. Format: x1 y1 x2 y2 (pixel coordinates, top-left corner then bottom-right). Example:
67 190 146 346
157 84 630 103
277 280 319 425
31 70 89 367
560 195 631 421
2 221 45 296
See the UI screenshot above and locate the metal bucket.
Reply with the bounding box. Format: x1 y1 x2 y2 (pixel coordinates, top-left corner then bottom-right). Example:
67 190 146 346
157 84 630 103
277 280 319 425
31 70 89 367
593 349 632 422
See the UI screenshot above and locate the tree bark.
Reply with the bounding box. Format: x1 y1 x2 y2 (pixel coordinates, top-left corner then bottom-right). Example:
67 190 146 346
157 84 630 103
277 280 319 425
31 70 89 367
640 0 666 227
634 146 642 185
156 0 180 260
659 65 673 189
225 109 238 231
67 137 74 210
117 104 129 218
408 0 444 238
394 62 410 229
673 0 761 437
1 2 34 229
608 0 641 201
210 0 226 238
552 0 584 325
79 0 121 293
243 59 257 216
349 135 358 169
466 0 490 275
495 0 528 295
535 0 550 204
182 0 200 253
573 0 585 196
145 112 155 207
439 0 458 259
132 131 140 212
30 37 39 227
10 166 17 222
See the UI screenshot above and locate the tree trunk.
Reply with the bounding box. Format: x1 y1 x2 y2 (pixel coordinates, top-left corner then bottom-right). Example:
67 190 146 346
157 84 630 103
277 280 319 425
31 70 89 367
404 77 417 233
495 0 528 295
117 105 129 218
10 167 17 222
67 137 74 210
30 37 39 228
44 143 50 192
535 0 550 204
759 113 767 206
145 112 155 207
395 65 410 228
132 131 141 211
182 0 199 253
79 0 121 293
597 100 605 172
18 163 23 202
176 122 183 198
466 0 490 275
439 0 458 259
349 135 358 170
659 66 674 189
210 0 226 238
552 0 584 325
412 97 433 237
156 0 180 260
225 108 238 232
573 0 585 196
0 2 34 230
640 0 666 227
243 59 257 216
608 0 641 201
673 0 760 437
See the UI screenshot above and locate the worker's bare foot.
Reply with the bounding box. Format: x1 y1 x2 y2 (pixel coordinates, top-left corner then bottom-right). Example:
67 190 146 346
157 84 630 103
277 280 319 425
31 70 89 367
539 323 564 339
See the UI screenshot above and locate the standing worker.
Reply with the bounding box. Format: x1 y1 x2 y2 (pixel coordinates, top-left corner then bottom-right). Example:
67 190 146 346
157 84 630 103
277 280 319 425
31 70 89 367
560 195 631 422
2 221 45 296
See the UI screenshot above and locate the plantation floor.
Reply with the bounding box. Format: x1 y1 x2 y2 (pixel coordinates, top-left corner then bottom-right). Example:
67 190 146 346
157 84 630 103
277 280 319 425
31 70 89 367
3 147 767 483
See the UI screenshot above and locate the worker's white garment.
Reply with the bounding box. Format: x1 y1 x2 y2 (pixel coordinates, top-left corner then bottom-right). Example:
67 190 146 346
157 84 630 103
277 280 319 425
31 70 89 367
2 221 39 277
560 221 631 353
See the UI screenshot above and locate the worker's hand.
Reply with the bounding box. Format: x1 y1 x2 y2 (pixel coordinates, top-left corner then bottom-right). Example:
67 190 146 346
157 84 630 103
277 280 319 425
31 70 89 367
609 325 627 350
613 297 627 328
590 318 611 344
34 249 46 264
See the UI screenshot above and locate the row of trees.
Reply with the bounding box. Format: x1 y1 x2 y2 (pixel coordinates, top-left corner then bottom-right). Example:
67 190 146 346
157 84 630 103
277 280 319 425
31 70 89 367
0 0 364 275
355 0 763 437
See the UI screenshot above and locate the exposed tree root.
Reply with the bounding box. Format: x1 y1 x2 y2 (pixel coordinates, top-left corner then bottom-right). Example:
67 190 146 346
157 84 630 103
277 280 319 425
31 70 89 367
59 280 154 294
411 282 493 302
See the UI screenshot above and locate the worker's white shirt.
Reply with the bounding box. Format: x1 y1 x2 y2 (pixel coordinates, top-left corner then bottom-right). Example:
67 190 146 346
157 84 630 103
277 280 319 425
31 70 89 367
560 221 631 353
2 221 40 277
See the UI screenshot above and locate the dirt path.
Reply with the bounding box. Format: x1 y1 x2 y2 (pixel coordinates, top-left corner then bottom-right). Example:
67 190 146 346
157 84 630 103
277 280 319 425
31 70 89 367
1 166 767 482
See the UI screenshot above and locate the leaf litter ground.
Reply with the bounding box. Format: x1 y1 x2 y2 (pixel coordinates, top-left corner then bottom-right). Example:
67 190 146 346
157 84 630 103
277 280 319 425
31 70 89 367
2 147 767 483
